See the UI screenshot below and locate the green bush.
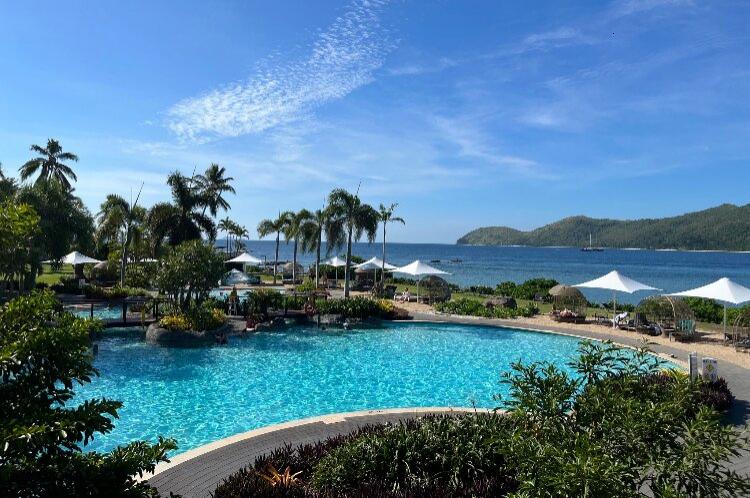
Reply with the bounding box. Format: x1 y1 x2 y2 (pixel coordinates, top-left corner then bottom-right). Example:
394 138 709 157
83 284 148 300
0 291 175 497
314 297 385 319
295 279 317 293
312 414 516 495
434 298 538 319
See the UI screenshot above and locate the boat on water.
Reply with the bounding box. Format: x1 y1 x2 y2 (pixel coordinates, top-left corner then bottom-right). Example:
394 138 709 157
581 233 604 252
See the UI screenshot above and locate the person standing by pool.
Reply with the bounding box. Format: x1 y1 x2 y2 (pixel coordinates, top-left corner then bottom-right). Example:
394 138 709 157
229 286 238 315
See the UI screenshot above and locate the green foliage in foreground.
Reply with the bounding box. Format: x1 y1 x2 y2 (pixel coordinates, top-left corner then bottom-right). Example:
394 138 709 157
314 297 393 319
310 342 750 497
0 291 175 497
434 298 539 319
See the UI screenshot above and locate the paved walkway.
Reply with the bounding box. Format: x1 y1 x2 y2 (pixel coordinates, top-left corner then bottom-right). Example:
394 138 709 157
148 317 750 497
147 408 477 498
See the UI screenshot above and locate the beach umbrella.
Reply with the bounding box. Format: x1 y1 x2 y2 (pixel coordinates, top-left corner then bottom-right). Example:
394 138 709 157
574 270 659 328
390 260 450 301
668 277 750 335
354 257 398 286
45 251 102 265
225 251 262 273
325 256 349 287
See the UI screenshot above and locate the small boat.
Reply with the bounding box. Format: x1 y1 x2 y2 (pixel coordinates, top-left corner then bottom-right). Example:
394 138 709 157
430 259 441 263
450 258 463 263
581 233 604 252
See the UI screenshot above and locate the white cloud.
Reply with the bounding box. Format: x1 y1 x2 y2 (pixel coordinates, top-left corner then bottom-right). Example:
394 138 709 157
165 0 393 142
609 0 693 18
523 27 583 48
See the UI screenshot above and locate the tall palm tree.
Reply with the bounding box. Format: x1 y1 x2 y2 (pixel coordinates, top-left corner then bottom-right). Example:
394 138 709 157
218 217 233 254
147 172 216 247
235 225 249 255
19 139 79 190
327 189 379 298
378 203 405 286
97 190 145 286
300 207 338 287
195 163 235 218
0 162 18 200
283 209 313 283
257 212 293 284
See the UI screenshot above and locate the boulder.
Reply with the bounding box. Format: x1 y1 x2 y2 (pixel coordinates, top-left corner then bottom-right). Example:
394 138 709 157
146 322 231 347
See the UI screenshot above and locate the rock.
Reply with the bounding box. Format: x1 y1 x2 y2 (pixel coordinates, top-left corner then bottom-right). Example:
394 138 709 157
146 322 231 347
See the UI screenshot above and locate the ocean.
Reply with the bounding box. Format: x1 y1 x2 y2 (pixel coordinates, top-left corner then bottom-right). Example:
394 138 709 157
231 240 750 305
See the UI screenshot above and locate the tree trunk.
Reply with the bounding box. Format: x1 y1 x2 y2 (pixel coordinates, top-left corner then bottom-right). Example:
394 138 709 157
120 226 131 287
344 226 353 298
381 223 387 286
292 239 298 282
315 230 321 287
273 232 280 285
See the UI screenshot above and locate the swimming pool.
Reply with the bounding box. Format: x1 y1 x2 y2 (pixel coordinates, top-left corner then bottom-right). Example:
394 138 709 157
76 322 611 454
68 305 123 321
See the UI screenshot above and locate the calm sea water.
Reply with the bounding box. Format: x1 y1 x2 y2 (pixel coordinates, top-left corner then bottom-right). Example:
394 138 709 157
235 241 750 305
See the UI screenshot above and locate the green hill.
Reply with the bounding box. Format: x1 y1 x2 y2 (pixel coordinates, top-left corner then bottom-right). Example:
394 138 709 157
456 204 750 251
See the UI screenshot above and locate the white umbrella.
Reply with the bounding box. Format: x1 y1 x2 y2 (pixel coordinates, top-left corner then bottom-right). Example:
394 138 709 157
668 277 750 335
325 256 349 287
390 260 450 301
44 251 102 265
226 252 263 264
574 270 659 328
354 257 398 271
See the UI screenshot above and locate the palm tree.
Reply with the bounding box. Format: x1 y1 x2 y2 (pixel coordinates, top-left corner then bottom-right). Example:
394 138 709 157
229 223 249 256
327 189 379 298
97 190 145 286
147 172 216 247
378 203 405 286
300 207 337 287
283 209 313 283
218 217 233 254
195 163 235 218
257 212 293 284
0 162 18 200
19 139 79 190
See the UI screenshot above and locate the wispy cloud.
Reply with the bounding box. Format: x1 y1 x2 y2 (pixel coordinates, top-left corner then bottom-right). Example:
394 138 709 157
608 0 693 19
388 57 457 76
522 27 586 50
166 0 393 142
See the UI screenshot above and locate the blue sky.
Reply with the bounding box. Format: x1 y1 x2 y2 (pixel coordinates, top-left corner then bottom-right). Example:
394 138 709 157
1 0 749 243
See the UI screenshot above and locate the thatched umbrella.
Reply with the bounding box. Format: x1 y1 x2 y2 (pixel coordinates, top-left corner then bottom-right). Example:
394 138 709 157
549 285 587 316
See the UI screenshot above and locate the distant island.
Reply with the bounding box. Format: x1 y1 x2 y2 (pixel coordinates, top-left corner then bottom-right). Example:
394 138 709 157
456 203 750 251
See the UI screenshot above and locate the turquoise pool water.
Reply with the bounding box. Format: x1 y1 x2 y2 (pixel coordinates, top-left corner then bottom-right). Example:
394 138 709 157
69 305 123 321
77 322 595 454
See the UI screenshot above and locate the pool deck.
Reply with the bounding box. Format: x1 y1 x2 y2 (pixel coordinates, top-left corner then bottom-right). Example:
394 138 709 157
146 407 480 498
147 317 750 497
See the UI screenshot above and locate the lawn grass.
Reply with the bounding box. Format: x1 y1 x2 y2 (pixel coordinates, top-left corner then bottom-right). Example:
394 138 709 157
36 264 75 285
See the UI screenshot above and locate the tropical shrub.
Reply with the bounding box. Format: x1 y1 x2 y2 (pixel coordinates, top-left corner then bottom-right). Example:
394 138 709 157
83 284 149 300
159 302 226 331
510 277 558 300
314 297 388 319
434 298 538 319
0 291 175 497
0 201 40 289
155 240 225 311
311 414 516 495
247 289 284 316
465 285 495 295
497 341 750 497
295 279 317 293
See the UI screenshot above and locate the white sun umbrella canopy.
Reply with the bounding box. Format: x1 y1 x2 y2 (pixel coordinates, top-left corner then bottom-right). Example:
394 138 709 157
354 257 398 271
669 277 750 335
226 252 263 265
390 260 450 301
46 251 102 265
325 256 350 286
574 270 659 328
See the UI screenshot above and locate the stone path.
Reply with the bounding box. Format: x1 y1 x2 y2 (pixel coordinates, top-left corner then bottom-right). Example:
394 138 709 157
148 317 750 497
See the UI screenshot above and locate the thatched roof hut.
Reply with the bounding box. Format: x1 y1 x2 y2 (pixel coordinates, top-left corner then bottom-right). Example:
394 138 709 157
549 285 587 316
282 262 304 277
420 275 452 303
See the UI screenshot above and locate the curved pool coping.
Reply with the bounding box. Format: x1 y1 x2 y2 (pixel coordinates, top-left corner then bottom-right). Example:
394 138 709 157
145 407 486 497
143 318 750 497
